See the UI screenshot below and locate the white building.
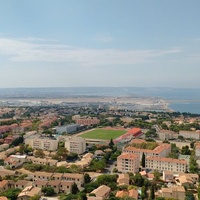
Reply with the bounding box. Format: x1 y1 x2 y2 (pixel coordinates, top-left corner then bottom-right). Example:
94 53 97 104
65 136 86 154
25 137 58 151
158 130 178 140
146 156 187 173
179 130 200 140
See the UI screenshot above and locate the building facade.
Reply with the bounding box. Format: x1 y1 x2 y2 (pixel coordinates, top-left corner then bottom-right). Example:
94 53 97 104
117 153 140 173
25 137 58 151
55 124 80 134
146 156 187 173
179 130 200 140
65 136 86 154
123 143 171 159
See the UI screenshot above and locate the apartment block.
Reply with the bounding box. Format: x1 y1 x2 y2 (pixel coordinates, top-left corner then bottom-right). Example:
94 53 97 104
179 130 200 140
158 130 178 140
146 156 187 173
117 153 140 173
123 143 171 159
25 137 58 151
65 136 86 154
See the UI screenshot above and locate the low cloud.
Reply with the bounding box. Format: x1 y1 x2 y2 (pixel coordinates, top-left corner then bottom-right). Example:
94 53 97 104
0 37 182 66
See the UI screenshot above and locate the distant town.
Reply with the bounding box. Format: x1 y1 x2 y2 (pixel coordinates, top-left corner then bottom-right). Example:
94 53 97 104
0 97 200 200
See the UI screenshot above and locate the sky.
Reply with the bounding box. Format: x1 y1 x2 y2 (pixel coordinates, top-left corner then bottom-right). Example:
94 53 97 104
0 0 200 88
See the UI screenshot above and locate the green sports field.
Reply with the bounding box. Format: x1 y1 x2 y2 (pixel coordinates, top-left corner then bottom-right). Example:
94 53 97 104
80 129 127 140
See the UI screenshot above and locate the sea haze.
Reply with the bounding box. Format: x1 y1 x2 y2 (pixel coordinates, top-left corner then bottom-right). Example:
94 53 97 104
0 87 200 114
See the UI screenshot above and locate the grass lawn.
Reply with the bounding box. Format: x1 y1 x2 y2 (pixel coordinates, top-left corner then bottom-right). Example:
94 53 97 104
80 129 127 140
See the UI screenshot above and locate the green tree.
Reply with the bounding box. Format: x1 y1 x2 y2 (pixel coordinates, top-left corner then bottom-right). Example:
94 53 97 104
35 149 45 158
1 188 21 200
141 152 145 168
189 154 198 173
181 145 191 155
190 141 195 149
84 173 91 184
30 194 41 200
149 184 155 200
185 191 195 200
71 182 79 194
141 186 147 200
132 173 144 187
153 171 161 182
42 186 55 196
109 138 114 148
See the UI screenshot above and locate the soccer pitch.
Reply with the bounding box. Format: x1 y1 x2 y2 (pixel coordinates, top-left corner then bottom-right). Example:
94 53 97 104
80 129 127 140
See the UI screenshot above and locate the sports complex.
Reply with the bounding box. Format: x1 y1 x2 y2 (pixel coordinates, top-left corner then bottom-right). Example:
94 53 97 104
79 127 143 143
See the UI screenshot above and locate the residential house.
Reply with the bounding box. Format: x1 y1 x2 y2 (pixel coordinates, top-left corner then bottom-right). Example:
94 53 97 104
88 185 111 200
163 171 174 182
157 186 185 199
47 180 60 194
15 180 32 190
34 172 53 181
4 155 27 169
62 173 84 187
17 186 41 200
117 174 130 186
60 181 73 194
116 189 138 200
34 180 48 189
0 180 9 192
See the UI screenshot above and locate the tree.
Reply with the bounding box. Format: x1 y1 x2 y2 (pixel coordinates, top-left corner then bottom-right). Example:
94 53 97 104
181 145 191 155
56 147 68 161
35 149 45 158
79 192 87 200
149 184 155 200
141 186 147 200
69 164 82 173
190 141 195 149
109 138 114 148
1 188 21 200
30 194 41 200
42 186 55 196
71 182 79 194
153 171 161 182
185 191 195 200
141 152 145 168
189 155 198 173
84 173 91 184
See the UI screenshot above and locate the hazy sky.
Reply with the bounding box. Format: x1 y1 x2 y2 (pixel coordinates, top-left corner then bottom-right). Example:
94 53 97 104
0 0 200 88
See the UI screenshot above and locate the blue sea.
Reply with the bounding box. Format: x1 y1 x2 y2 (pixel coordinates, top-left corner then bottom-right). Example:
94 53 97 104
168 102 200 114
